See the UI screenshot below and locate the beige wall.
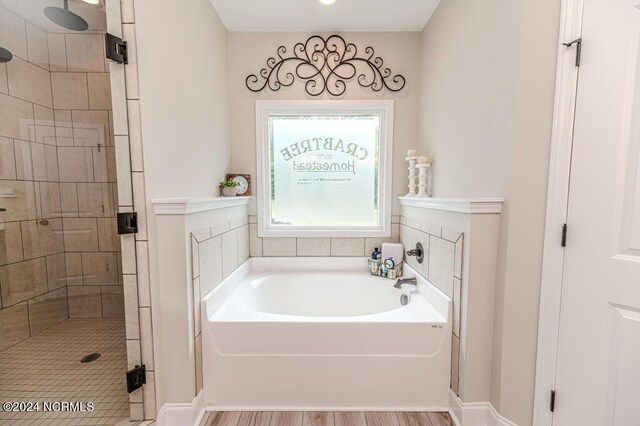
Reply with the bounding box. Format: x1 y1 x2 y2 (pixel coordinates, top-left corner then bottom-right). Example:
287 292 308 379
135 0 231 199
228 32 421 216
130 1 562 420
134 0 232 409
419 1 561 424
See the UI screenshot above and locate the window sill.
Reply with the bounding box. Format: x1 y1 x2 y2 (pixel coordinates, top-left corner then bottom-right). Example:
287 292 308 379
258 227 391 238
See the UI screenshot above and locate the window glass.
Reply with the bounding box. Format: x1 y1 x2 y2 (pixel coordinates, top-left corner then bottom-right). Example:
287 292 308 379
269 114 381 227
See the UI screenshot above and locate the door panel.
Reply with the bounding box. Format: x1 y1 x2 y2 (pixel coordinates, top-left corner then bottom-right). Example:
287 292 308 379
614 1 640 260
554 0 640 425
604 304 640 425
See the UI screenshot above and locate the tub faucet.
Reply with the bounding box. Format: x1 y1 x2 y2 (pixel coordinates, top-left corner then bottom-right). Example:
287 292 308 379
394 277 417 289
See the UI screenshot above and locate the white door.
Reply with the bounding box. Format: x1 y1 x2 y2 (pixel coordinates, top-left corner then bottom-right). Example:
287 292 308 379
554 0 640 425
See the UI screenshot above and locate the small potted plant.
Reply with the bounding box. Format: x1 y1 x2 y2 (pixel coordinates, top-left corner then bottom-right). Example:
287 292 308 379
219 180 239 197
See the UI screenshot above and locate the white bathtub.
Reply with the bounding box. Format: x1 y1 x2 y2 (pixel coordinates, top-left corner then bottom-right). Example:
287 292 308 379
201 257 452 411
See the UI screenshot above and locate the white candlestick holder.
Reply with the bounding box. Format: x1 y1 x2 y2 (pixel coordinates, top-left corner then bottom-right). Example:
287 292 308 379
416 163 432 198
405 156 418 197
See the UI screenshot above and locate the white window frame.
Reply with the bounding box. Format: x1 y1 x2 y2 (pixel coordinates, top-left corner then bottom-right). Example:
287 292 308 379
255 100 394 238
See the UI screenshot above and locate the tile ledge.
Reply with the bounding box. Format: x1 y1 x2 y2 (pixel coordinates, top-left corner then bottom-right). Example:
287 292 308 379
397 197 504 214
152 196 252 215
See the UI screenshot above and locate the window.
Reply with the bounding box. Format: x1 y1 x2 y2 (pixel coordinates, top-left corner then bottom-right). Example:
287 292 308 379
256 100 394 237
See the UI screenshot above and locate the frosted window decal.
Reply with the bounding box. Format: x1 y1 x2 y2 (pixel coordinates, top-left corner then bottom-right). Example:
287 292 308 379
256 100 393 238
269 115 380 227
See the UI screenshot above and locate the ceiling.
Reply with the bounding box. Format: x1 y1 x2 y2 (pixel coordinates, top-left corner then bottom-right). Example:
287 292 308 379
209 0 442 32
0 0 106 32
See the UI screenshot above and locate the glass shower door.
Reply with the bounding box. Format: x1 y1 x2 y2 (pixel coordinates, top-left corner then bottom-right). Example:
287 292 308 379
0 1 128 424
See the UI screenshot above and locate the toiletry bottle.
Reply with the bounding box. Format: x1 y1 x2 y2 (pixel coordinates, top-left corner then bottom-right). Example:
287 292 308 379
372 247 380 259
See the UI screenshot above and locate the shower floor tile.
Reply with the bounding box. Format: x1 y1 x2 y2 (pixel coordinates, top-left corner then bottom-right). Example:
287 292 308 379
0 318 129 425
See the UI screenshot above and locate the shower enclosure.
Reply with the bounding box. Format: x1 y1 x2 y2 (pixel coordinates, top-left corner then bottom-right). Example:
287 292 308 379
0 0 129 423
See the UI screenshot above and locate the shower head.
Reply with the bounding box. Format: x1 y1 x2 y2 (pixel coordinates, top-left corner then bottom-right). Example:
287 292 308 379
44 0 89 32
0 47 12 63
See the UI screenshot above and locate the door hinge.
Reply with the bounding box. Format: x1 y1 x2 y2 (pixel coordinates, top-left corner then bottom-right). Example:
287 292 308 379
126 364 146 393
117 212 138 235
563 38 582 67
561 223 567 247
106 33 128 64
550 390 556 412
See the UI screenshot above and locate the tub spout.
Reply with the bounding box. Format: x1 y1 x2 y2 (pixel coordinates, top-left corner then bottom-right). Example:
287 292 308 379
394 277 417 289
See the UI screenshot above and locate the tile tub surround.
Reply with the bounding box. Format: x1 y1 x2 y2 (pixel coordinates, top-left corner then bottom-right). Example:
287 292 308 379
153 196 251 418
398 197 503 408
399 215 463 395
191 216 250 394
248 215 401 257
399 218 463 331
0 5 121 352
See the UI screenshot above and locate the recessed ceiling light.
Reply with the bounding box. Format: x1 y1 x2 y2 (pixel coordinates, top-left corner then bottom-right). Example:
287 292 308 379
82 0 100 4
319 0 336 5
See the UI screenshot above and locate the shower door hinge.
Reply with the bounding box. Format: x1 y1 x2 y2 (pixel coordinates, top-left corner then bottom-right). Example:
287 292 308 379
106 33 128 64
561 223 567 247
550 390 556 412
126 364 146 393
117 212 138 235
563 38 582 67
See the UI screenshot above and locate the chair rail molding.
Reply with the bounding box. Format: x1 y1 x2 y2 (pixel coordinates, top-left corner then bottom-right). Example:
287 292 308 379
397 197 504 214
152 196 252 215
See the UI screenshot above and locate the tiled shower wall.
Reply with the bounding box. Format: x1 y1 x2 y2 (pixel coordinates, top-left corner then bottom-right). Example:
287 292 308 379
49 27 122 320
399 215 463 395
248 215 401 257
191 217 250 394
51 28 123 320
0 5 122 353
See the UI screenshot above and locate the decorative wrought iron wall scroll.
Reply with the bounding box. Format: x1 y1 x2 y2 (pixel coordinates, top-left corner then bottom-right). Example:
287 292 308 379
245 35 406 97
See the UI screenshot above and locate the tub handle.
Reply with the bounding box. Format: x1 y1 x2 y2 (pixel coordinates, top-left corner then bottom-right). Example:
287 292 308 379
406 242 425 264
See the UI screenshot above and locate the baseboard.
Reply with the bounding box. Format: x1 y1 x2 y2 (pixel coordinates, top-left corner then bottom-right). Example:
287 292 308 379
156 390 516 426
157 390 205 426
449 391 518 426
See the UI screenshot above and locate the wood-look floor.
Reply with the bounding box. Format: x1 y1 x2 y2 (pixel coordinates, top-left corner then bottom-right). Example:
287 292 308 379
201 411 454 426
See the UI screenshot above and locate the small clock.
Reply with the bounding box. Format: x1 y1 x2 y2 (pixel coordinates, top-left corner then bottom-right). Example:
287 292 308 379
226 174 251 196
